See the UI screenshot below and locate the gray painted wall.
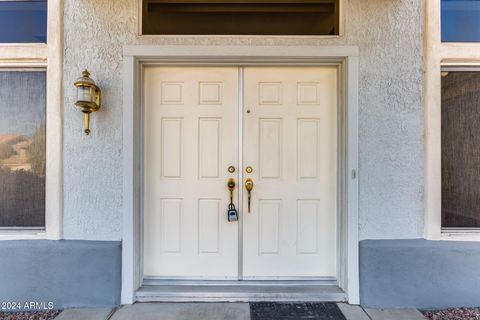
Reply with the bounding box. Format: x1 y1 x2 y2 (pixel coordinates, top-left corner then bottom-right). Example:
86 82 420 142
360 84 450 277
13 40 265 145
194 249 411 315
63 0 424 240
3 239 479 309
360 239 480 309
0 240 121 309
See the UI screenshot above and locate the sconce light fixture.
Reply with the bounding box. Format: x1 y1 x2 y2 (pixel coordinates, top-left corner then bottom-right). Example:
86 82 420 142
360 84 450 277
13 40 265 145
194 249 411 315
74 69 101 135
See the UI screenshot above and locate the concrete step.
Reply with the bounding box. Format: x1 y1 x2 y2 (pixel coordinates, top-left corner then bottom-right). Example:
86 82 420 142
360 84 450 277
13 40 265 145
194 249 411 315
337 303 371 320
365 308 427 320
110 303 250 320
54 303 427 320
55 308 115 320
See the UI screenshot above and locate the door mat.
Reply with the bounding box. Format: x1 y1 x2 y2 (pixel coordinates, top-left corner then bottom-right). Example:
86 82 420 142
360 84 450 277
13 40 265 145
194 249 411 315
250 302 346 320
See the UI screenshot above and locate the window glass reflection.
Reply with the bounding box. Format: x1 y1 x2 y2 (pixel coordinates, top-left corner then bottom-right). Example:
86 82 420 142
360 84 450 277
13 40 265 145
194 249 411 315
0 1 47 43
442 0 480 42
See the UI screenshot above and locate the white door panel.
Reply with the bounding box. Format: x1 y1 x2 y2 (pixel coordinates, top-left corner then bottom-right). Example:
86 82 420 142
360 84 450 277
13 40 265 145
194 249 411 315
144 67 239 278
242 67 337 278
143 66 337 280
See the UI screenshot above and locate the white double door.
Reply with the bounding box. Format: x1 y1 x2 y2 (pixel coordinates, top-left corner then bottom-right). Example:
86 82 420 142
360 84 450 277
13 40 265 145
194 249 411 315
144 66 337 280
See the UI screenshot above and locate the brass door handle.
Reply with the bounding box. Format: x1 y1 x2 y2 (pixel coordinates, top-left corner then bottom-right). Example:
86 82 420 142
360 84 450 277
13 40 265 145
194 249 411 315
227 178 238 222
228 178 236 204
245 178 254 213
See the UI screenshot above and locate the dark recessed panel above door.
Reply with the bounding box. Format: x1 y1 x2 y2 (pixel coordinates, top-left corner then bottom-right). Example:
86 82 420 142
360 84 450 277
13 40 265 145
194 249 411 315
142 0 339 35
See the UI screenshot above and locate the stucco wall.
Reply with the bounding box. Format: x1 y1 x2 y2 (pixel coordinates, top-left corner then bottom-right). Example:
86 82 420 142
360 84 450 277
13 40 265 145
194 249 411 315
63 0 424 240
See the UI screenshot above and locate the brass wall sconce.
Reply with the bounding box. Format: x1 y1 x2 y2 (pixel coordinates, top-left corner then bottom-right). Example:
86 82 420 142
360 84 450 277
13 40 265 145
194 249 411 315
74 69 101 135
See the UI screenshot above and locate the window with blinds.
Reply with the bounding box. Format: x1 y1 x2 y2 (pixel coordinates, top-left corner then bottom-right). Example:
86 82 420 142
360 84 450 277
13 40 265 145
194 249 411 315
0 70 46 228
441 71 480 229
142 0 339 35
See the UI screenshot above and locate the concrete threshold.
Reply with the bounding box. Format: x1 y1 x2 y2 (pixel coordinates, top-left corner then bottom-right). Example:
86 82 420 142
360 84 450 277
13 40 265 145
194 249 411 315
136 284 346 302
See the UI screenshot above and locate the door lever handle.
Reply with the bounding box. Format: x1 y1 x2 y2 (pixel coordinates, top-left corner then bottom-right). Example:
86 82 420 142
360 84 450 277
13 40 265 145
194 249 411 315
245 178 254 213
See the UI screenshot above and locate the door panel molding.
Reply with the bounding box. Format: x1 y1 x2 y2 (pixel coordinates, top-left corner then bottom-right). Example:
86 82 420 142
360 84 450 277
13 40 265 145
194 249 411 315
143 67 239 278
122 45 359 304
243 67 338 278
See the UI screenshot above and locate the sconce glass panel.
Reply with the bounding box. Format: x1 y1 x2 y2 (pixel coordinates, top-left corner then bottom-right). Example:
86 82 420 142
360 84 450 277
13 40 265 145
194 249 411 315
77 86 92 103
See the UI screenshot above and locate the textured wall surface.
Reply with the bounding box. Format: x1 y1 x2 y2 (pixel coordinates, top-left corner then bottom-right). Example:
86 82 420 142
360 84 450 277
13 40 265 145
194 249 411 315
360 239 480 308
63 0 424 240
0 240 121 309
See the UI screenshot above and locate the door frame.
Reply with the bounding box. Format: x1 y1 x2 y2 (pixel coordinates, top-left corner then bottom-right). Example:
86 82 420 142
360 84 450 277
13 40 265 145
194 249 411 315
121 45 359 304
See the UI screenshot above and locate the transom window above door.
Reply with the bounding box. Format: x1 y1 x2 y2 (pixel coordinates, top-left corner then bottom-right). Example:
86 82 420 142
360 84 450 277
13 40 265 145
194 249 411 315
141 0 340 36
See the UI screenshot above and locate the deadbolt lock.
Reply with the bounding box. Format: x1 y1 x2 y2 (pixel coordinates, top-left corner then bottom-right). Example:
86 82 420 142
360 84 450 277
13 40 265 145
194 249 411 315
228 166 236 173
245 166 253 174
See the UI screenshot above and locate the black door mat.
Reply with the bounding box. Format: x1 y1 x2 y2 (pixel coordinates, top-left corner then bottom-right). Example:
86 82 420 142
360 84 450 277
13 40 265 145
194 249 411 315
250 302 346 320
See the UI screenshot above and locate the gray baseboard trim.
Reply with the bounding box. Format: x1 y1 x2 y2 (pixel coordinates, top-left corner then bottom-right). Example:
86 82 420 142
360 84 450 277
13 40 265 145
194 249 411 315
360 239 480 309
0 240 121 310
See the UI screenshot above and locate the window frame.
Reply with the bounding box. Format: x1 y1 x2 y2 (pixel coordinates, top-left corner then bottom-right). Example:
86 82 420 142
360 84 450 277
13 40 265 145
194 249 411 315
0 0 63 240
425 0 480 241
136 0 345 38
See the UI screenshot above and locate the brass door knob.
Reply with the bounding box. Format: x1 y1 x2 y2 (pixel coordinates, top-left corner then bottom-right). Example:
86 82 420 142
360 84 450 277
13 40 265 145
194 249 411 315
245 178 254 191
227 178 236 191
227 178 236 206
